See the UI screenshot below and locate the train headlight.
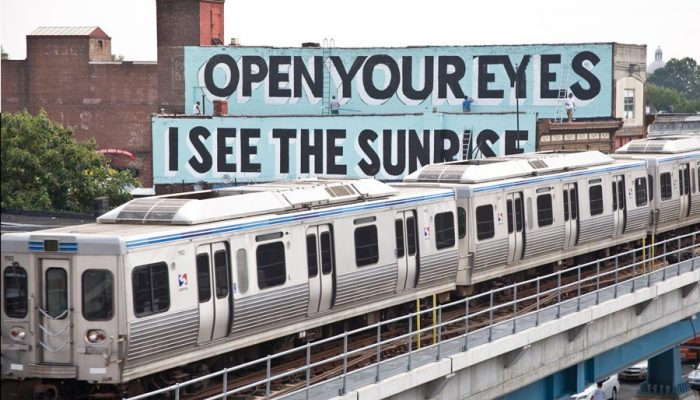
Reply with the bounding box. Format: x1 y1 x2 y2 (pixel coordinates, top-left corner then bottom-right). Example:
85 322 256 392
9 326 26 341
86 329 107 344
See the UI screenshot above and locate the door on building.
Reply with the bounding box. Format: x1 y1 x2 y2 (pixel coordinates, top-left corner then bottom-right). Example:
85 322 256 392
612 175 627 236
506 193 525 263
306 225 335 314
395 211 418 291
39 259 72 364
196 242 232 343
563 183 580 249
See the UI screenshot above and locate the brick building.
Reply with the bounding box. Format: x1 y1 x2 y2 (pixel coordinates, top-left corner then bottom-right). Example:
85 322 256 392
0 0 225 187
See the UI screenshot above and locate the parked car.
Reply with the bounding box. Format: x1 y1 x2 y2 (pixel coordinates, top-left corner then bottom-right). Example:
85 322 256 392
689 364 700 390
618 361 648 381
570 375 619 400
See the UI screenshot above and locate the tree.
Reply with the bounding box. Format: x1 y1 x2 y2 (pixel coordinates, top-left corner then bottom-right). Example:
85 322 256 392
648 57 700 99
1 110 140 213
1 46 8 60
646 84 700 113
111 54 124 62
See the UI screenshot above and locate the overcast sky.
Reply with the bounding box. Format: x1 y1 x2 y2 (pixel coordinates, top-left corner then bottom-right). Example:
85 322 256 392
1 0 699 66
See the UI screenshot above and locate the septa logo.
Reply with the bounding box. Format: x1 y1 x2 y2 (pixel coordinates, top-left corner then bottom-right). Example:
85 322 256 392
423 226 431 239
178 273 188 289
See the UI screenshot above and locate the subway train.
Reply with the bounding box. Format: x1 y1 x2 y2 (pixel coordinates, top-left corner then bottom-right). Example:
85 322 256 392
1 135 699 397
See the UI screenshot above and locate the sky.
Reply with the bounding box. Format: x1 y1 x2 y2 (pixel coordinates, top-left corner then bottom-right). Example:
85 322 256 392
1 0 699 66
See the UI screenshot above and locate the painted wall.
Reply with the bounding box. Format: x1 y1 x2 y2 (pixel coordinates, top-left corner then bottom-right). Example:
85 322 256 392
152 112 536 184
185 44 613 118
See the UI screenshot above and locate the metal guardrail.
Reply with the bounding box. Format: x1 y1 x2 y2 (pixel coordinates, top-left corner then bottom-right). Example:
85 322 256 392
126 232 699 400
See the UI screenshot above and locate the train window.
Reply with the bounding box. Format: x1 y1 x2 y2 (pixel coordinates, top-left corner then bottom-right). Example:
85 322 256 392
563 190 569 221
46 268 68 319
197 254 211 303
515 198 524 231
536 194 553 227
681 167 691 195
355 225 379 267
507 200 514 232
457 207 467 239
132 262 170 317
306 235 318 277
82 270 114 321
476 205 495 240
589 185 603 215
435 212 455 249
214 250 229 298
3 264 28 318
395 220 405 258
660 172 672 200
648 175 654 201
236 249 248 294
320 232 333 275
406 216 417 256
635 177 648 207
612 182 618 211
256 242 286 289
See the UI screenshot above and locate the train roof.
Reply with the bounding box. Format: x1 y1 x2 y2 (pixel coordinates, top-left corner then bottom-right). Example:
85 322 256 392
403 151 632 185
615 134 700 155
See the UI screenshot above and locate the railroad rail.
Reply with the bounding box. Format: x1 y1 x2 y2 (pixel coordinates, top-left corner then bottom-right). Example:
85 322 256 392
126 231 699 400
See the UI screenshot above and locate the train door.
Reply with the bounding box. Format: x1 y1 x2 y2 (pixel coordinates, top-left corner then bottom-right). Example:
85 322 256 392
679 163 691 217
196 242 231 343
563 183 579 248
39 259 72 363
506 193 525 263
306 225 335 314
395 211 418 291
612 175 627 236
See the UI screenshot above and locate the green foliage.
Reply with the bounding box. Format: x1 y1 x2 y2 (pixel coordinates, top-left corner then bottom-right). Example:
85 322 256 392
646 57 700 113
111 54 124 62
1 46 8 60
1 110 140 213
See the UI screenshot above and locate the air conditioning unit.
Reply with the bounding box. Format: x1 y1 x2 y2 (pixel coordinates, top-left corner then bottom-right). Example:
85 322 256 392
230 37 240 46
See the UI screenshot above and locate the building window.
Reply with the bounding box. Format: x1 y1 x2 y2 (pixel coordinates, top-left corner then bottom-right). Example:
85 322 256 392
624 89 634 119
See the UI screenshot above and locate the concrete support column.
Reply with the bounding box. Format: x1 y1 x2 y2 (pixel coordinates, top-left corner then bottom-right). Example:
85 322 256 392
637 346 692 398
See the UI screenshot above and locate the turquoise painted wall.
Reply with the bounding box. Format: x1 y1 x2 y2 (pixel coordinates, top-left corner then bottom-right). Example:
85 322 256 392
184 44 613 118
152 112 536 184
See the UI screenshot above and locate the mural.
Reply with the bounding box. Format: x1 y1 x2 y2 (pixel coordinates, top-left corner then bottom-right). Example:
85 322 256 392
185 44 613 118
152 112 536 184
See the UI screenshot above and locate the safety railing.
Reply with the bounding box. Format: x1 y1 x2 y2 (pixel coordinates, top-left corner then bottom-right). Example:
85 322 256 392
126 231 699 400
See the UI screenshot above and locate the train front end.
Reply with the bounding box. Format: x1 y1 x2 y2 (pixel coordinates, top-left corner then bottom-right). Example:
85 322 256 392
1 230 125 396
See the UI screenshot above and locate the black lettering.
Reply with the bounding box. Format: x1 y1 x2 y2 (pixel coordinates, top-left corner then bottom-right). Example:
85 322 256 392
269 56 291 97
331 56 366 98
326 129 346 175
502 55 530 98
505 130 528 155
242 56 268 97
204 54 239 98
477 56 503 99
293 56 323 98
433 129 460 162
272 128 296 174
216 128 237 173
438 56 466 98
408 129 431 173
188 127 212 174
240 128 260 172
362 55 400 100
570 51 601 100
475 129 498 158
382 129 406 176
401 56 433 100
168 127 178 172
358 129 380 176
300 129 324 174
540 54 561 99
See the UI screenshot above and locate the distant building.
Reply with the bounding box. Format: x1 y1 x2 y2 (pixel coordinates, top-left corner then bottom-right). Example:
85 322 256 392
647 46 665 74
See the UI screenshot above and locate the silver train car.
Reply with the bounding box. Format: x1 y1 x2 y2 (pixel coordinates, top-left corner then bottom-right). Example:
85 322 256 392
2 141 699 395
1 180 459 387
